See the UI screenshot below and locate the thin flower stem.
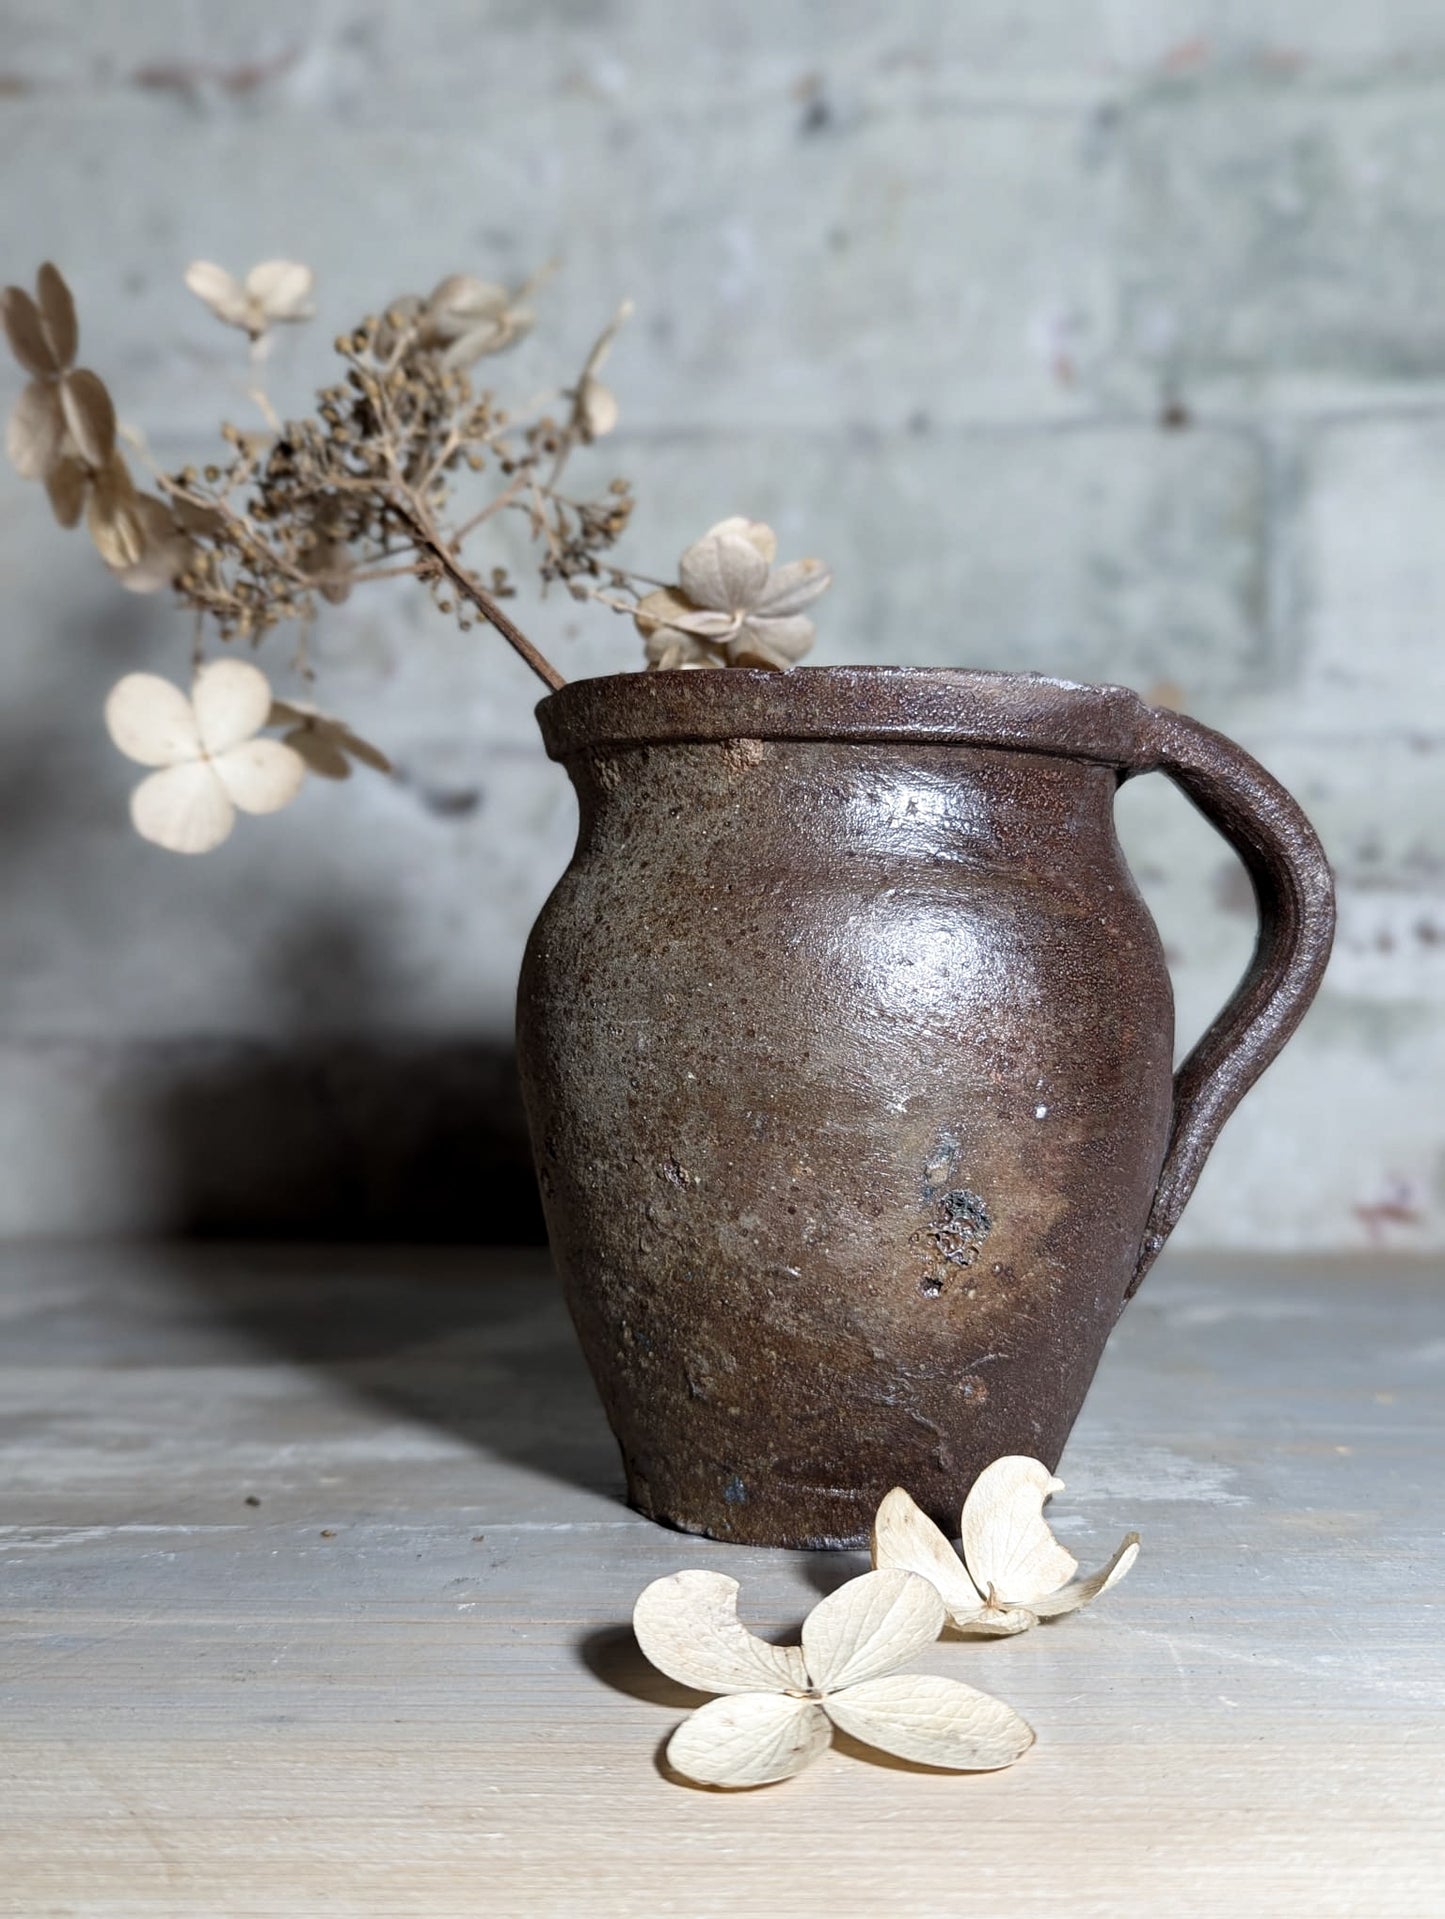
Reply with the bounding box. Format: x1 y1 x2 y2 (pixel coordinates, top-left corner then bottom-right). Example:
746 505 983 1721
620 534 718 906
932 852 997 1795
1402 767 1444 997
399 488 565 692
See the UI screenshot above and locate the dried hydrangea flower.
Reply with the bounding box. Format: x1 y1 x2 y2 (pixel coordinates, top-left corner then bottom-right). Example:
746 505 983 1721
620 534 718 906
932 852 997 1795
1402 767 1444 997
184 260 316 338
634 517 832 671
268 699 391 781
1 264 148 565
872 1456 1140 1637
417 274 533 368
105 658 306 854
633 1567 1034 1789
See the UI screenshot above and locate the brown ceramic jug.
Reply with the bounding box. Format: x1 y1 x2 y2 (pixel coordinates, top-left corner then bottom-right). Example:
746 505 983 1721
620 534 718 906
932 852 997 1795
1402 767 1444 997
517 667 1335 1548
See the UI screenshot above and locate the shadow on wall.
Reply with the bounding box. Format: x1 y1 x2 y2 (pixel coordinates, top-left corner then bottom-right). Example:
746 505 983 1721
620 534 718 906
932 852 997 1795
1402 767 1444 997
155 1037 546 1242
146 902 548 1244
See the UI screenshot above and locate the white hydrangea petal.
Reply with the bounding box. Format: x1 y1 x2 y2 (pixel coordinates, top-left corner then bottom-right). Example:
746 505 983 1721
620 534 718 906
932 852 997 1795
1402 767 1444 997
802 1569 945 1694
184 261 252 329
951 1604 1038 1637
870 1487 985 1624
961 1456 1079 1605
752 557 832 618
679 529 770 612
243 260 315 322
1030 1534 1141 1618
736 614 815 663
212 738 307 816
129 761 235 855
104 673 203 768
634 1571 809 1695
192 658 274 755
665 1693 831 1789
704 516 777 563
824 1673 1035 1772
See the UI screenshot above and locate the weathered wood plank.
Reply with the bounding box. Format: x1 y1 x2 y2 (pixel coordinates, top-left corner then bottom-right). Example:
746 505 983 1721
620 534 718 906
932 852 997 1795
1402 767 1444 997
2 1246 1442 1916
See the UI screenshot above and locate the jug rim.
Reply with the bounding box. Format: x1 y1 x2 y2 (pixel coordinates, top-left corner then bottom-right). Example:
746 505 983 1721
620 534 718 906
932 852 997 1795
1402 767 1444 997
536 664 1161 767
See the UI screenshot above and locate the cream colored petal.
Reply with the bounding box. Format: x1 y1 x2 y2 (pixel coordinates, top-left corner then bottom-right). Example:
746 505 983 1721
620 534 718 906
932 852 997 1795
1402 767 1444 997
192 657 274 755
729 615 815 668
212 738 306 816
802 1569 945 1693
704 516 777 564
36 263 78 369
45 456 87 528
183 261 253 329
244 260 315 322
578 377 618 439
7 380 65 479
679 528 771 613
824 1673 1035 1772
951 1604 1037 1637
112 495 193 594
752 557 832 618
961 1456 1079 1605
1030 1534 1141 1618
870 1487 984 1623
634 1571 809 1695
633 588 734 642
425 274 511 330
105 673 203 768
59 369 116 467
129 761 234 854
2 285 59 378
665 1693 831 1789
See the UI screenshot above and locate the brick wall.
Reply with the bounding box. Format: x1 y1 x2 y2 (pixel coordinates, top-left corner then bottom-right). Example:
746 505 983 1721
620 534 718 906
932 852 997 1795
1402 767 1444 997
1 1 1440 1247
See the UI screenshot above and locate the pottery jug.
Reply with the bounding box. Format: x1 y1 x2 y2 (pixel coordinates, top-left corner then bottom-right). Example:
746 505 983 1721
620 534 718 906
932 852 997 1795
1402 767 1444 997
517 668 1335 1548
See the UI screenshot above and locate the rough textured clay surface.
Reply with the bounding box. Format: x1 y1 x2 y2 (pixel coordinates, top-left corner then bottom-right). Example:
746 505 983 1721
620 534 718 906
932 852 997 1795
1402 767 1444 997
517 668 1335 1547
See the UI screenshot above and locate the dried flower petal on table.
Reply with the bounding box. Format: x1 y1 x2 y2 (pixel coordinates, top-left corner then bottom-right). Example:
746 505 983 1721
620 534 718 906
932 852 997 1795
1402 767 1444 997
105 658 306 854
268 699 392 782
633 1567 1034 1788
872 1455 1140 1636
636 517 832 672
184 259 316 338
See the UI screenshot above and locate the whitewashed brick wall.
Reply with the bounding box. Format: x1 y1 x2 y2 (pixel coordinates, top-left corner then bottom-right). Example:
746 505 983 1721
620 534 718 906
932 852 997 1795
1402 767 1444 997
1 0 1440 1247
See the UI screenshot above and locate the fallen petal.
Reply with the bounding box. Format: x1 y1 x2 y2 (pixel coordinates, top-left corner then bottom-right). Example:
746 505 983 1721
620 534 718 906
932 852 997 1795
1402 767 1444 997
105 673 202 769
1030 1534 1141 1618
802 1569 945 1693
665 1693 831 1790
634 1570 808 1695
129 760 234 855
870 1487 985 1624
961 1456 1078 1606
824 1673 1035 1771
192 657 275 756
212 738 307 816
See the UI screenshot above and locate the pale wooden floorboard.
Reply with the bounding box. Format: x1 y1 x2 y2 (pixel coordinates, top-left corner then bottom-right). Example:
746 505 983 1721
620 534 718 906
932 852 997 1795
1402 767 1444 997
2 1245 1442 1917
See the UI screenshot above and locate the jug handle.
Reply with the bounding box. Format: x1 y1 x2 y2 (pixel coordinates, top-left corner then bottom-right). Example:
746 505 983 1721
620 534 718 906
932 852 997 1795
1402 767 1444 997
1121 707 1335 1296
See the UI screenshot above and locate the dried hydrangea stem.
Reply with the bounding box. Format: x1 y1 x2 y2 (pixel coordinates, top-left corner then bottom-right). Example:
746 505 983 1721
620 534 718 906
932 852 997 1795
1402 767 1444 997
403 496 565 692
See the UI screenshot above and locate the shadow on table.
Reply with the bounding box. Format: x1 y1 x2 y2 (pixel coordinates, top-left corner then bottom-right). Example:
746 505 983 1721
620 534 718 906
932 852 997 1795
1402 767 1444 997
163 1237 624 1501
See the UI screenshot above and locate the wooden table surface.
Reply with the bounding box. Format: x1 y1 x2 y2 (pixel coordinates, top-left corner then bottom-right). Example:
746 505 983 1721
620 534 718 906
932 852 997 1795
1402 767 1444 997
2 1244 1442 1918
